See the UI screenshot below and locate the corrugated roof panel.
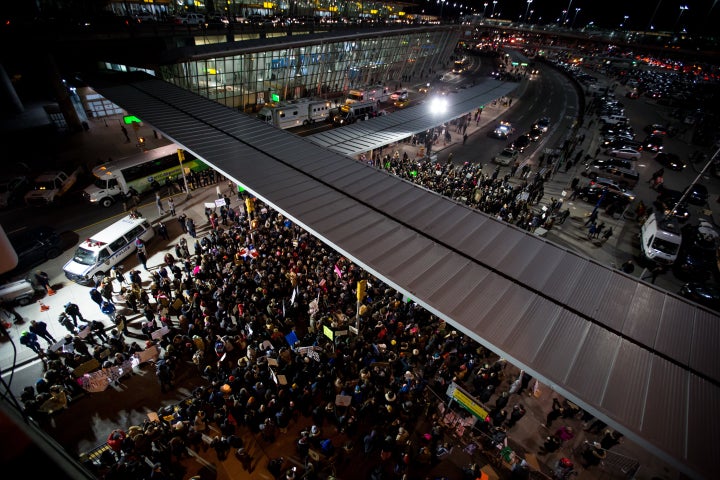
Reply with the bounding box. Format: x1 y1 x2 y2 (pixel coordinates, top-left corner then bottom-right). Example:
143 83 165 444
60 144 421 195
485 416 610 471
642 357 687 461
506 297 562 364
424 265 490 315
422 206 481 242
686 375 719 473
385 244 457 290
592 271 636 331
456 217 506 256
511 244 567 291
534 310 590 384
479 283 535 347
450 272 512 322
565 324 621 403
539 252 589 300
406 255 476 304
473 222 525 263
690 309 720 379
564 262 608 317
623 286 664 346
601 341 652 429
484 233 533 270
654 296 695 365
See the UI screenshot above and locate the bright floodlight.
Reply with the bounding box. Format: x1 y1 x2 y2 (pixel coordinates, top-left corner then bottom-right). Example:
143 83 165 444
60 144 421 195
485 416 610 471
429 96 448 113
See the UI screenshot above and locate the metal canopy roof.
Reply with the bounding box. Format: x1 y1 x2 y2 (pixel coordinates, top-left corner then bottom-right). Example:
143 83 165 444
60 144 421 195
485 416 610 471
306 80 518 157
89 72 719 479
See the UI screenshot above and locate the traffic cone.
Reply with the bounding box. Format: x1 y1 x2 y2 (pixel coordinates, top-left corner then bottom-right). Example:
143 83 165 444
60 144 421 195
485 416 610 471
40 301 50 312
47 287 56 296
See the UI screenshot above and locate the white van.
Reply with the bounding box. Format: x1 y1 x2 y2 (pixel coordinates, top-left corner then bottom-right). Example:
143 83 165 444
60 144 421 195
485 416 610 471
640 213 683 266
63 215 155 284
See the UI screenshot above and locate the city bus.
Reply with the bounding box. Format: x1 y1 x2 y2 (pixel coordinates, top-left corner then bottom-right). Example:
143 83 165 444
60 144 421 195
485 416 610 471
83 144 209 207
452 58 468 74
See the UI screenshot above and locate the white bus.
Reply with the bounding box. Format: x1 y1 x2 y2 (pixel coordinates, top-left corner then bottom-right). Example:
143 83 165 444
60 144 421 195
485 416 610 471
83 144 209 207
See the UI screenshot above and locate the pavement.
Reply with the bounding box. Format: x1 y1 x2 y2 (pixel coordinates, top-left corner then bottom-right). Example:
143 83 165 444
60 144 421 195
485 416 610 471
0 73 682 480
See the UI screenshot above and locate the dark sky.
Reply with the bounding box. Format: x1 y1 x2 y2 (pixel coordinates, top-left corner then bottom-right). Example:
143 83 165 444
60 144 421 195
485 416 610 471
440 0 720 33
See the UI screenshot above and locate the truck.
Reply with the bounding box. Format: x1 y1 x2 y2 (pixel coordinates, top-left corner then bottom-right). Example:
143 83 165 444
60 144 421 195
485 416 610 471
24 170 78 206
257 99 333 129
345 86 390 104
331 100 379 126
640 212 683 266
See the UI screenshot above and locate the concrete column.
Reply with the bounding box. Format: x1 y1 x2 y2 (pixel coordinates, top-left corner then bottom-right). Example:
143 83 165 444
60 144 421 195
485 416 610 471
44 53 83 132
0 63 24 114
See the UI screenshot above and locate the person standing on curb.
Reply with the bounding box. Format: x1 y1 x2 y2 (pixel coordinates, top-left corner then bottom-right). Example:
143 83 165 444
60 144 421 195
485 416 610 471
167 197 176 216
155 193 165 216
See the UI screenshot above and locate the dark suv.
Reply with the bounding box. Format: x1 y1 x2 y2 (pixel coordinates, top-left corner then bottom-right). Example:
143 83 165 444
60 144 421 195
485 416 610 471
4 226 62 277
674 221 719 282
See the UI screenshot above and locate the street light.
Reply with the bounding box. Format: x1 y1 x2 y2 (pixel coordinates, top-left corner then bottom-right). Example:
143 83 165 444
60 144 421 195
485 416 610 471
647 0 663 31
482 2 488 17
563 0 573 24
571 7 581 28
524 0 533 22
621 15 629 28
491 0 497 17
675 5 689 31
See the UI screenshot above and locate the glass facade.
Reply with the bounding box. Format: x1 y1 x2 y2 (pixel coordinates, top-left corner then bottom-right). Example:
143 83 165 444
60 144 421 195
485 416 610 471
158 29 459 111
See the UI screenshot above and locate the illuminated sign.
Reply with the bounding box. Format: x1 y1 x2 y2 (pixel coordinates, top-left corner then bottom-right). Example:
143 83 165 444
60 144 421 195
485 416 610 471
446 382 488 419
123 115 141 124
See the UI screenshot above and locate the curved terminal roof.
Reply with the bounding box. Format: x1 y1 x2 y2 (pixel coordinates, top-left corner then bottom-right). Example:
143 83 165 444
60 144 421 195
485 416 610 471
89 71 720 479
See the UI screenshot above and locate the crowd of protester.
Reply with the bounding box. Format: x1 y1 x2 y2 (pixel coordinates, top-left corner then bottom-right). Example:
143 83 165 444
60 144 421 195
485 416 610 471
15 149 624 479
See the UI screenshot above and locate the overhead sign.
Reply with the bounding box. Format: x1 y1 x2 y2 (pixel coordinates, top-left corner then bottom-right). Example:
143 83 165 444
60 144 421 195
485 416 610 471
123 115 142 124
446 382 488 420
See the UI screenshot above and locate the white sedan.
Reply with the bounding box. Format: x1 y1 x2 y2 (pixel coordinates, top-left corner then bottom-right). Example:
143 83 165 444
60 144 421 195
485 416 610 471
606 147 641 160
390 90 408 101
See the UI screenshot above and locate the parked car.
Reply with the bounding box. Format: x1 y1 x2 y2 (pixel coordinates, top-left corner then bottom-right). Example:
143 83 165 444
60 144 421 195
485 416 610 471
0 276 43 306
642 135 664 152
493 148 519 166
4 226 62 276
644 123 669 136
175 13 205 25
606 147 642 160
654 152 686 171
584 157 633 171
673 221 719 282
679 282 720 311
601 137 642 150
577 185 631 209
0 175 30 208
655 188 691 223
684 183 708 206
584 165 639 188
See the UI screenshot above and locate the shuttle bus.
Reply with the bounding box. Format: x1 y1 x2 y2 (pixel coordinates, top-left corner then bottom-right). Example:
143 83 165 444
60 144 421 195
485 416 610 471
83 144 208 207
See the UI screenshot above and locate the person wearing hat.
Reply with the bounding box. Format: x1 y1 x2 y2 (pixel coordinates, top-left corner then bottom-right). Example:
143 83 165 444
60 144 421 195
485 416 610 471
19 330 44 356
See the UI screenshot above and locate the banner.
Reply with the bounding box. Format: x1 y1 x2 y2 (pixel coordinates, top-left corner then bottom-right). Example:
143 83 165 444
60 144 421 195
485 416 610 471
77 346 159 392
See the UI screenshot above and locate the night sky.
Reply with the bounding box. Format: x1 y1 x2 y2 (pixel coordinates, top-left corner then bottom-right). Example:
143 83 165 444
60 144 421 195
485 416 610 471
431 0 720 33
